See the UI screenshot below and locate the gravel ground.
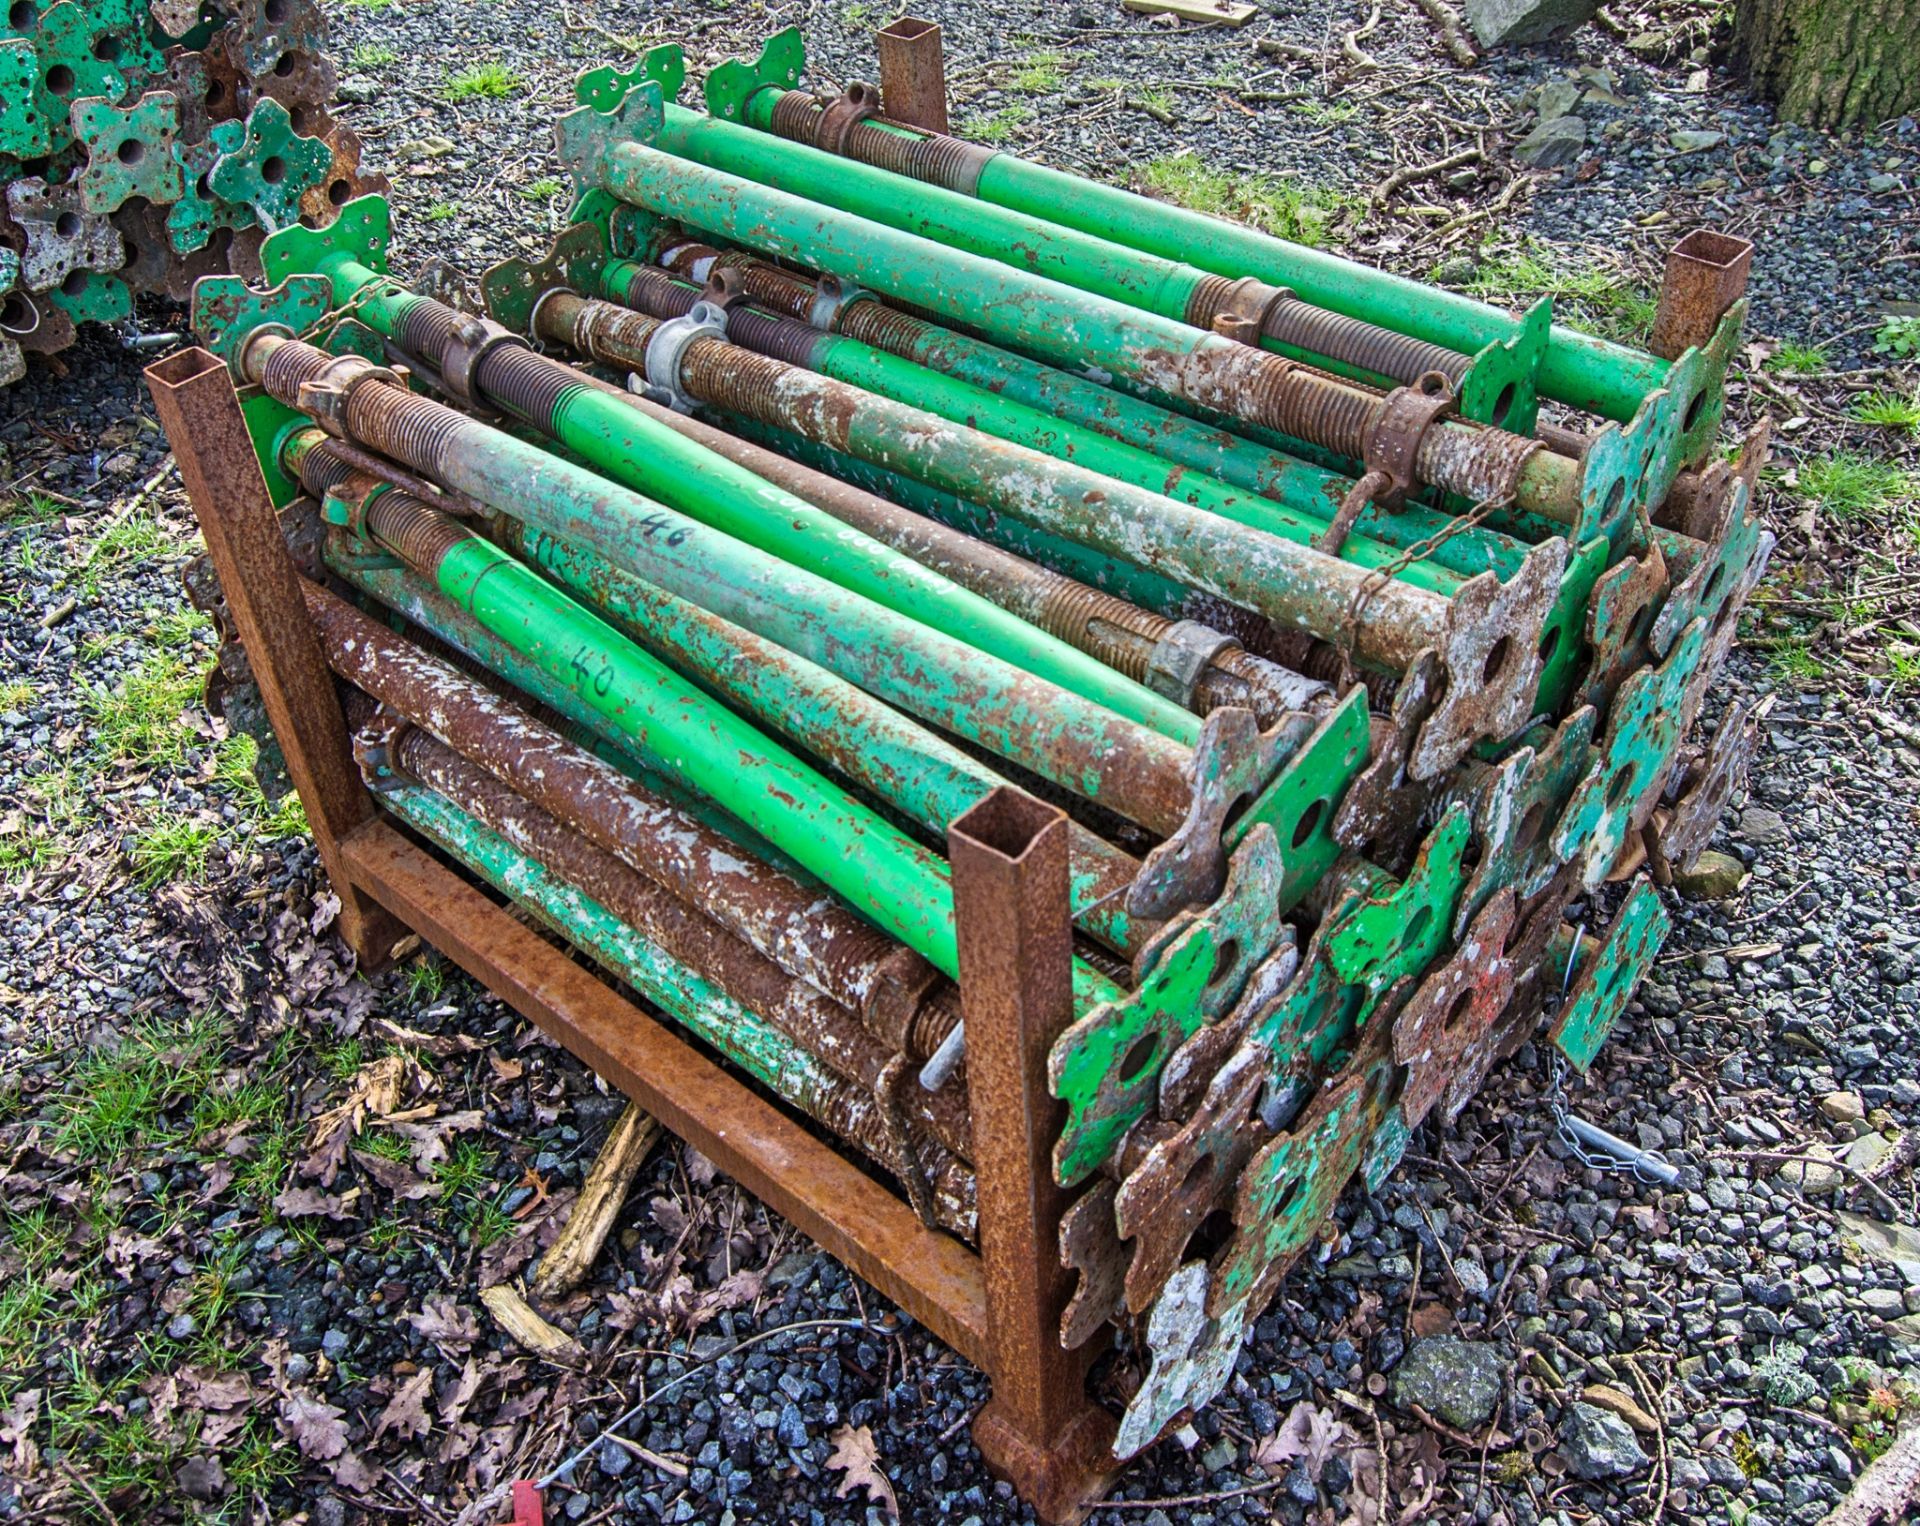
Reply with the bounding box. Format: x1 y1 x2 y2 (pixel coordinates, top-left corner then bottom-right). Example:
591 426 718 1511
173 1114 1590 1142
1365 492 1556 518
1 1 1918 1522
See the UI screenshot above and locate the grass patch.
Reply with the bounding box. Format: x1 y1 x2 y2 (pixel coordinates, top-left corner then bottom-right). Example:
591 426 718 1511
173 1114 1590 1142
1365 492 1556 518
83 649 206 769
405 958 446 1003
519 176 564 199
128 811 217 887
960 104 1034 144
0 765 88 879
1136 153 1355 249
1007 49 1067 93
427 201 460 221
212 732 308 839
1798 451 1916 519
349 41 398 69
1850 388 1920 433
0 679 32 710
445 62 522 101
1 491 63 525
48 1012 228 1162
1767 643 1825 685
1461 241 1657 347
1764 342 1827 376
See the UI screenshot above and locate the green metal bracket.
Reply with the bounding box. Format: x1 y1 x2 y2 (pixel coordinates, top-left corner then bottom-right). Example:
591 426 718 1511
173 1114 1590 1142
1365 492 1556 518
1672 300 1747 468
191 272 334 370
1582 543 1668 712
73 92 184 216
1050 896 1261 1188
574 43 686 111
0 40 55 158
240 387 308 507
1227 685 1371 914
1451 704 1598 936
45 268 129 325
1212 1067 1369 1315
1551 879 1668 1071
1552 617 1708 886
1132 825 1288 1024
1574 399 1664 555
322 316 390 362
208 98 332 232
261 192 391 285
480 221 614 335
35 0 155 111
555 83 664 183
1532 534 1609 717
1651 481 1762 661
1323 804 1471 1002
168 121 255 256
1457 296 1550 434
704 27 804 124
1247 911 1368 1132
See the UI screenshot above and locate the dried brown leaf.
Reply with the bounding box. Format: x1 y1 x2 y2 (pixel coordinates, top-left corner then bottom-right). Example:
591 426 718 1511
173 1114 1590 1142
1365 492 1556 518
827 1423 898 1520
374 1368 434 1443
279 1390 350 1461
1254 1401 1353 1482
351 1148 442 1200
408 1295 481 1354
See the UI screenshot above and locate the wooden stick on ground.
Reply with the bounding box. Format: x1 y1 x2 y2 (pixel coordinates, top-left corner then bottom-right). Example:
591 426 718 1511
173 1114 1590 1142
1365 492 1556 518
1408 0 1479 67
1820 1419 1920 1525
531 1100 661 1301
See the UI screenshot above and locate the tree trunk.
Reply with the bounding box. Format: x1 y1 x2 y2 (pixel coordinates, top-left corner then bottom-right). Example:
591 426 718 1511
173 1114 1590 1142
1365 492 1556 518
1733 0 1920 132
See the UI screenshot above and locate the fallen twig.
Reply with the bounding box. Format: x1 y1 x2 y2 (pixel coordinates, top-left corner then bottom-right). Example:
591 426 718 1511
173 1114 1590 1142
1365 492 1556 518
1819 1418 1920 1525
1342 0 1383 70
531 1101 659 1300
1407 0 1478 66
1372 147 1484 209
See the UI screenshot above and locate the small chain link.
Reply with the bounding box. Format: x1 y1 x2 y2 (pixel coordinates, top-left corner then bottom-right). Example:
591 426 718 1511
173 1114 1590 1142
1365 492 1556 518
1331 488 1513 694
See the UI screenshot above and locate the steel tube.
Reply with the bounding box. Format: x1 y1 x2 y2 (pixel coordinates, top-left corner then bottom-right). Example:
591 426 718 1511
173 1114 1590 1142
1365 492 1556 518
490 513 1153 954
525 290 1456 674
334 481 971 974
250 338 1210 842
592 266 1468 596
611 108 1580 520
735 87 1669 422
711 95 1462 392
381 782 978 1236
388 729 976 1162
279 256 1198 737
326 552 1126 1006
604 372 1312 724
651 247 1532 584
300 579 948 1031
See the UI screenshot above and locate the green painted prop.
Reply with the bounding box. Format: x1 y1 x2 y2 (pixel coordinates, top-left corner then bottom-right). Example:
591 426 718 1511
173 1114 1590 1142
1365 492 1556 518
384 784 847 1107
1213 1069 1370 1315
1323 805 1472 1001
1228 685 1371 913
45 268 128 325
1049 849 1289 1188
247 199 1204 748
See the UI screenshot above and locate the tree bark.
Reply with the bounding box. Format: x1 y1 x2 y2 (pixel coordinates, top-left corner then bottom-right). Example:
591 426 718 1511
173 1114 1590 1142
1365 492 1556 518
1733 0 1920 132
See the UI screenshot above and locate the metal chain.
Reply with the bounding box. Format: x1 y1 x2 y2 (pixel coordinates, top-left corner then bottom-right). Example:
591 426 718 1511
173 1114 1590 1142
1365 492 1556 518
1331 489 1513 695
1542 923 1679 1186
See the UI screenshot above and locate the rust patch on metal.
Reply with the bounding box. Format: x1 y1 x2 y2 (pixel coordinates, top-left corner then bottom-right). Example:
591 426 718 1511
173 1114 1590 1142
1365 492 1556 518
1411 536 1567 780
